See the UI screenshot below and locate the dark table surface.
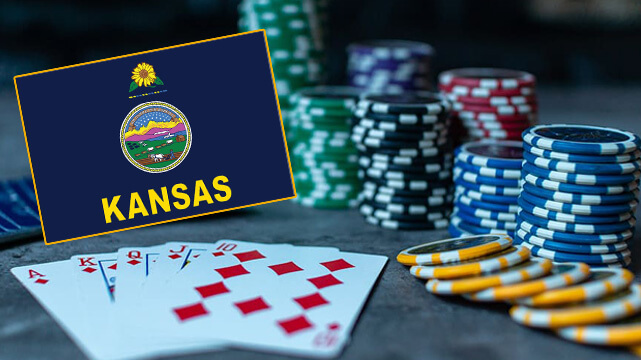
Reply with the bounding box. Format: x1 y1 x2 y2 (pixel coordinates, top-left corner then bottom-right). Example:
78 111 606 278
1 87 640 360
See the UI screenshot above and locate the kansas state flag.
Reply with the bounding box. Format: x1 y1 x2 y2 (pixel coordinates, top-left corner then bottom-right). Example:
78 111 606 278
15 31 295 245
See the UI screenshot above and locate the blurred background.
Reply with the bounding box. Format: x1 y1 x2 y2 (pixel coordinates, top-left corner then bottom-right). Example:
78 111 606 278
2 0 641 94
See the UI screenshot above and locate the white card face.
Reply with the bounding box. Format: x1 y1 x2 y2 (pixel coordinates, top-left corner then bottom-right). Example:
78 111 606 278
128 240 385 358
116 245 163 306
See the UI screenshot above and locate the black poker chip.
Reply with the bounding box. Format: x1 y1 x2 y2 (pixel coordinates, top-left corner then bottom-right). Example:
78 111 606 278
353 116 448 133
357 92 451 115
363 181 452 197
361 174 452 192
359 167 452 181
352 124 448 142
352 107 449 125
364 215 450 230
360 198 452 216
359 156 452 174
359 203 451 222
360 189 453 206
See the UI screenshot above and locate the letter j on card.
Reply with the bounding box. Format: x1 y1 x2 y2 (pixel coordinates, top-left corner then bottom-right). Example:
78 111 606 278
14 31 295 245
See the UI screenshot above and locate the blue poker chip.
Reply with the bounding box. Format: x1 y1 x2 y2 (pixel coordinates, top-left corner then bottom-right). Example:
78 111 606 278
523 142 641 164
522 162 640 186
520 189 638 215
523 124 640 155
517 196 633 224
454 178 521 196
453 168 520 187
454 160 522 179
517 219 633 245
521 182 639 205
450 215 515 238
448 222 472 237
523 151 641 175
455 140 523 170
522 242 631 265
455 201 517 222
518 209 636 234
455 208 517 230
455 193 520 213
522 173 638 195
455 186 519 204
516 228 628 255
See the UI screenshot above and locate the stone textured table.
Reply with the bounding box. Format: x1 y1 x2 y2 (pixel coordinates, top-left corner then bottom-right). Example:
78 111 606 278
0 88 640 360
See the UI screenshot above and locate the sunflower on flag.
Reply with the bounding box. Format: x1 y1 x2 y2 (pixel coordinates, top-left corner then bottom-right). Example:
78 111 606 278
129 62 164 92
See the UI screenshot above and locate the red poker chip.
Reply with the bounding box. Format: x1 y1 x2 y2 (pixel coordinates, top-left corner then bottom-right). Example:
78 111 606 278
445 93 536 106
454 110 538 123
461 119 531 131
438 83 536 98
438 68 536 89
451 101 537 115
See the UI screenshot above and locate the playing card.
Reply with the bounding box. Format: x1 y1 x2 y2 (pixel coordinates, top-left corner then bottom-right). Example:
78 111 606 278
127 240 385 358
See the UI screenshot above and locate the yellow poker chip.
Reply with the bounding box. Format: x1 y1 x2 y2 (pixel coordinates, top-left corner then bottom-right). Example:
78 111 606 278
409 245 530 280
396 234 512 266
510 284 641 329
557 313 641 346
465 262 590 302
425 257 553 295
516 268 635 307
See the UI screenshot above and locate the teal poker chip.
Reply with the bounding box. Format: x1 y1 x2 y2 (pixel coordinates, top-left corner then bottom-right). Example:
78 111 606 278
518 210 636 235
364 215 449 231
454 193 519 213
455 208 517 231
523 142 641 164
455 201 517 222
523 124 640 156
522 173 638 195
454 160 521 179
293 104 353 117
454 178 520 197
455 186 518 205
520 189 638 215
453 168 520 187
455 140 523 170
516 228 627 255
523 150 641 175
517 196 633 224
522 242 631 265
356 92 451 115
521 182 639 205
517 219 633 245
522 162 640 186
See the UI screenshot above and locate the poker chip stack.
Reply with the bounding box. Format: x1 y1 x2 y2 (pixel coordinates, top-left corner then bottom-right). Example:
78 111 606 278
289 86 362 208
238 0 328 133
350 92 454 230
346 40 434 94
438 68 537 142
450 140 523 238
517 124 641 268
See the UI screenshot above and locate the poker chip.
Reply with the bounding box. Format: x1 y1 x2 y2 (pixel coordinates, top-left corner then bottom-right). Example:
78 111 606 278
453 168 520 187
522 162 640 186
465 262 591 302
288 86 363 208
522 173 638 195
557 312 641 346
455 202 517 222
357 92 451 115
518 268 634 308
454 160 522 179
454 209 517 231
347 40 434 94
522 182 639 206
396 234 513 266
455 194 519 213
522 151 641 175
517 197 633 224
516 228 628 255
523 124 640 156
450 216 515 238
456 187 518 204
454 179 521 196
439 68 537 140
409 245 530 280
523 242 631 265
352 91 454 229
359 203 450 222
455 140 523 169
448 222 472 237
425 258 553 295
509 284 641 328
518 219 633 245
518 210 636 234
523 142 641 164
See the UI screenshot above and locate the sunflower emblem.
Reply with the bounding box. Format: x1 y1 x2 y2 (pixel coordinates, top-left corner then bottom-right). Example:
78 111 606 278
129 62 164 92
